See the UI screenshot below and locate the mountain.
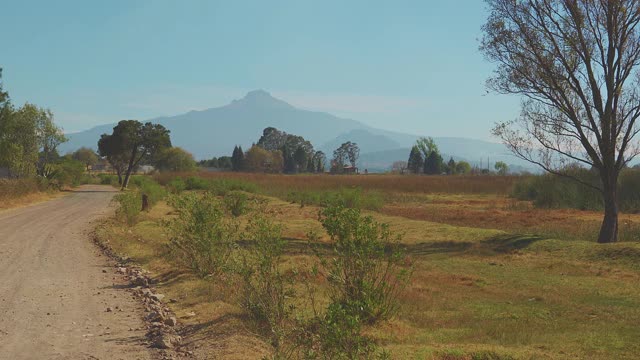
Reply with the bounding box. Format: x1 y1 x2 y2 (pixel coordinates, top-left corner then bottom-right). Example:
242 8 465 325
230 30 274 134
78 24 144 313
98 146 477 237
319 129 402 155
60 89 528 171
61 90 369 158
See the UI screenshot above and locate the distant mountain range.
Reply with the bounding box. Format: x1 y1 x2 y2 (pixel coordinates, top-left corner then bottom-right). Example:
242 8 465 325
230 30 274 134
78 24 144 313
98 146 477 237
60 90 530 172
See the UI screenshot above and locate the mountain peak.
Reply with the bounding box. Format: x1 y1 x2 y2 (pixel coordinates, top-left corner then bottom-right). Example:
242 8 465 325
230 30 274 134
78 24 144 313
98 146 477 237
230 89 294 109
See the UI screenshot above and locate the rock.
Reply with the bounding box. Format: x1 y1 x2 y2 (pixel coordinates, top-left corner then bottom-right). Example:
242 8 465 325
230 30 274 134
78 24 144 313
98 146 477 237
145 311 164 322
106 307 113 312
117 267 127 274
132 276 148 287
150 293 165 302
164 316 177 327
184 312 196 318
169 298 178 303
102 269 107 273
151 333 181 349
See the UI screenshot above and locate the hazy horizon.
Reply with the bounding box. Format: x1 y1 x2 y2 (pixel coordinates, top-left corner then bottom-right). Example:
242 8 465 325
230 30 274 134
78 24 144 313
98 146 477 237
2 1 519 139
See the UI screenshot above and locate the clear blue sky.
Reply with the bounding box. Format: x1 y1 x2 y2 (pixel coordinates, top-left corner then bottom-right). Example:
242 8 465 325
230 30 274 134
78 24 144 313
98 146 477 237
1 0 519 138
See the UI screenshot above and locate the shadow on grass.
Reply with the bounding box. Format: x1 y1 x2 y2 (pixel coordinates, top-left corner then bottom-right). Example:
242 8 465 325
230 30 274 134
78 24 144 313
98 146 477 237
479 234 546 254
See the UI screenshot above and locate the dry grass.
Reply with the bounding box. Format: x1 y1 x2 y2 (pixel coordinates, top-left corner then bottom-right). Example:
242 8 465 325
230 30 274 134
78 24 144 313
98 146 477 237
97 174 640 359
0 178 61 211
154 171 520 195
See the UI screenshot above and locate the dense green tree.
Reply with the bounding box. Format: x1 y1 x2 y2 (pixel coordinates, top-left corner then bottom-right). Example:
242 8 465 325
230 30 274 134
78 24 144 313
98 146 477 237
407 146 424 174
36 109 67 178
217 156 232 169
98 133 128 185
312 151 326 173
156 147 197 172
332 141 359 173
72 147 99 173
98 120 171 189
424 151 443 175
231 145 245 171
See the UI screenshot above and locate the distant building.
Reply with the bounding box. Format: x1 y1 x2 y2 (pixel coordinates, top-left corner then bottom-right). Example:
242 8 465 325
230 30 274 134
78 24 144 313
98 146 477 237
343 165 358 174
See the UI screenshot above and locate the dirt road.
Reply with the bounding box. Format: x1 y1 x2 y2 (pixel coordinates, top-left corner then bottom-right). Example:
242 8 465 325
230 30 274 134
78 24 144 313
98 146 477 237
0 185 151 360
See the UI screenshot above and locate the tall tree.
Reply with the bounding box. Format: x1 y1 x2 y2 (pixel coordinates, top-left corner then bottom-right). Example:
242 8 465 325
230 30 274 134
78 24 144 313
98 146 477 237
312 151 326 173
36 108 67 178
424 151 443 175
72 147 99 174
482 0 640 243
447 157 456 175
98 133 128 185
231 145 245 172
98 120 171 189
407 146 424 174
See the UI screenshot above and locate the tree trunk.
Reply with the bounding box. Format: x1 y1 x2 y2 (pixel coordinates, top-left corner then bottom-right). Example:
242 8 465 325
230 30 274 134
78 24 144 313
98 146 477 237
122 167 133 190
116 168 123 186
597 181 619 243
121 150 137 190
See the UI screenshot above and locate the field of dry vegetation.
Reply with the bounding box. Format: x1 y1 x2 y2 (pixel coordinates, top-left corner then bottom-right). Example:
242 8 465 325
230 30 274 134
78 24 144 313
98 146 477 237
98 172 640 359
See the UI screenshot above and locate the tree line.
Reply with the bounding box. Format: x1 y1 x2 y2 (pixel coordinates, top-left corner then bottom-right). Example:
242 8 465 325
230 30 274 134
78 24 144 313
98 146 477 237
0 68 78 184
207 127 362 174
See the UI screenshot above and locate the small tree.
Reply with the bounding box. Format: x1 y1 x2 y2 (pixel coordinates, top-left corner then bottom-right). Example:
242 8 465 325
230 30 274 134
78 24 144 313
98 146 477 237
494 161 508 175
455 161 472 175
447 157 456 175
72 147 99 174
391 161 408 174
407 146 424 174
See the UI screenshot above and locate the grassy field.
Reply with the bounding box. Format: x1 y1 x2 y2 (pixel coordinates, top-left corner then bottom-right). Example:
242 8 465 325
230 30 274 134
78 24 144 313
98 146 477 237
98 172 640 359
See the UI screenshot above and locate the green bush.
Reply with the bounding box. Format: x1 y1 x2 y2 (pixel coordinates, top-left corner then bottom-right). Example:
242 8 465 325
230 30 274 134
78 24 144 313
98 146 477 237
166 177 187 194
317 205 409 324
236 210 293 352
50 158 85 188
224 191 250 217
130 176 166 207
286 187 385 211
114 191 141 225
512 168 640 212
297 205 410 359
98 174 120 186
164 192 238 278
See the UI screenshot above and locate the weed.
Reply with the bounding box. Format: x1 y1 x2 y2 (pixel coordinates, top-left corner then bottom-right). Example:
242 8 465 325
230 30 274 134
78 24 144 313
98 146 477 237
114 191 141 225
164 192 238 278
224 191 250 217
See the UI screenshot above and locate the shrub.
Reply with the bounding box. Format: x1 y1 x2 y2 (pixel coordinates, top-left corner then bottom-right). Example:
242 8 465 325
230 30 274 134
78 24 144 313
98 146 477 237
184 176 211 190
98 174 119 186
50 158 86 188
114 191 141 225
286 187 385 211
236 210 293 351
0 178 48 202
165 192 238 278
512 168 640 212
224 191 250 217
316 205 410 324
166 177 186 194
297 205 410 359
130 176 166 207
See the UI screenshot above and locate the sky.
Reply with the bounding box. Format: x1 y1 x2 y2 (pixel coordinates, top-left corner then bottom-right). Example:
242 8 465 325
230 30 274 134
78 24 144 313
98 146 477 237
1 0 520 139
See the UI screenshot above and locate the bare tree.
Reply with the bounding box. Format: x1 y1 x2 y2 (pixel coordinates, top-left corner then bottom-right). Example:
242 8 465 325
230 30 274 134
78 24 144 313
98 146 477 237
482 0 640 243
